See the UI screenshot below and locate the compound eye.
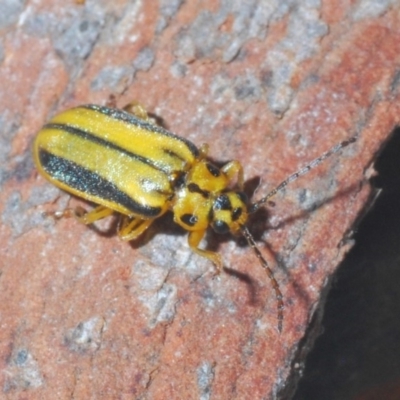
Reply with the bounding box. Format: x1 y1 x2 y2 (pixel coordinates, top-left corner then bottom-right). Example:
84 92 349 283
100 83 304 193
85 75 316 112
213 220 230 234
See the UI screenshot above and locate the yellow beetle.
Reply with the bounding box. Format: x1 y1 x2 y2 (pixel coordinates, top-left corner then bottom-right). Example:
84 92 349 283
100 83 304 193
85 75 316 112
33 103 356 332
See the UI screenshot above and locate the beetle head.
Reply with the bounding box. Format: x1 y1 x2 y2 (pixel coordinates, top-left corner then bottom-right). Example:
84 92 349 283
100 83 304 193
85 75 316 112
210 191 248 235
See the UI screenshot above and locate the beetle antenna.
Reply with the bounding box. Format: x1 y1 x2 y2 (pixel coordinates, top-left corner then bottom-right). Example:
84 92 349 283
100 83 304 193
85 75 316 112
249 136 357 213
241 225 283 332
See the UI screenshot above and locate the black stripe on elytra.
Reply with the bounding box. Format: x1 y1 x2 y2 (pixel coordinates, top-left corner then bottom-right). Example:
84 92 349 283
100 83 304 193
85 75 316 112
81 104 200 158
44 123 166 174
163 148 187 163
39 149 162 218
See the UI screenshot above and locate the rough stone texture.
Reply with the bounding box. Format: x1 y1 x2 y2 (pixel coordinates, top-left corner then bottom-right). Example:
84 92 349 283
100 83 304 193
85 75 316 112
0 0 399 399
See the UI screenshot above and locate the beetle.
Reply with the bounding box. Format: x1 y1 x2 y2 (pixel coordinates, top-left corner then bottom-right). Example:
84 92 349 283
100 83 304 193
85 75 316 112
33 103 356 332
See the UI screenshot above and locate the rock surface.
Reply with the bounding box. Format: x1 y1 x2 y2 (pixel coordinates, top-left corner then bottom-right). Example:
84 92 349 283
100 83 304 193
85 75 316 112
0 1 399 399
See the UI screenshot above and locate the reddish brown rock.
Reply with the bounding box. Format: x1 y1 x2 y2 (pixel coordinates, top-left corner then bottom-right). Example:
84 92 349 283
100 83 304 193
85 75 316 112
0 1 399 399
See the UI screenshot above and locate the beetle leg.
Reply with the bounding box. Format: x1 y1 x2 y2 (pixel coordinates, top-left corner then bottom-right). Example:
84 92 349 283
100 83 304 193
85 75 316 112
123 101 149 120
188 230 223 274
123 102 159 125
118 216 153 241
198 143 209 159
107 98 151 122
53 205 114 225
123 101 161 127
221 161 244 190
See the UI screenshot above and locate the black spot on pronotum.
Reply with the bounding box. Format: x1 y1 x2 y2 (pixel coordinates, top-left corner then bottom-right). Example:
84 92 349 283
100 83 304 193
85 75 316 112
206 163 220 177
232 207 242 221
187 183 209 198
213 194 232 211
181 213 198 227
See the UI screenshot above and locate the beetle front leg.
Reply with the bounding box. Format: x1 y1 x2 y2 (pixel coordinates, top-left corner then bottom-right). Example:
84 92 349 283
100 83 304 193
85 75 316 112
123 102 158 126
123 101 150 121
188 230 223 274
198 143 209 159
53 205 114 225
118 216 154 241
221 161 244 190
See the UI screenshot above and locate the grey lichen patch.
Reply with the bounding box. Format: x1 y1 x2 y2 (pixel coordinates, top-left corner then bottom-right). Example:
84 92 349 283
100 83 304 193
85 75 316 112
28 184 62 208
141 232 193 270
352 0 398 20
21 11 58 37
234 74 262 100
157 0 184 33
20 5 106 72
131 259 178 328
211 72 263 103
9 149 35 183
173 1 327 113
0 116 34 189
103 1 143 45
132 46 155 72
0 0 25 29
296 174 338 212
2 191 28 237
2 185 62 237
132 259 170 292
0 40 4 65
91 65 134 92
173 0 291 63
170 61 188 78
0 111 21 188
53 14 104 67
91 47 154 92
64 316 105 353
3 348 44 392
198 280 237 315
148 283 178 327
197 361 215 400
263 0 328 114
